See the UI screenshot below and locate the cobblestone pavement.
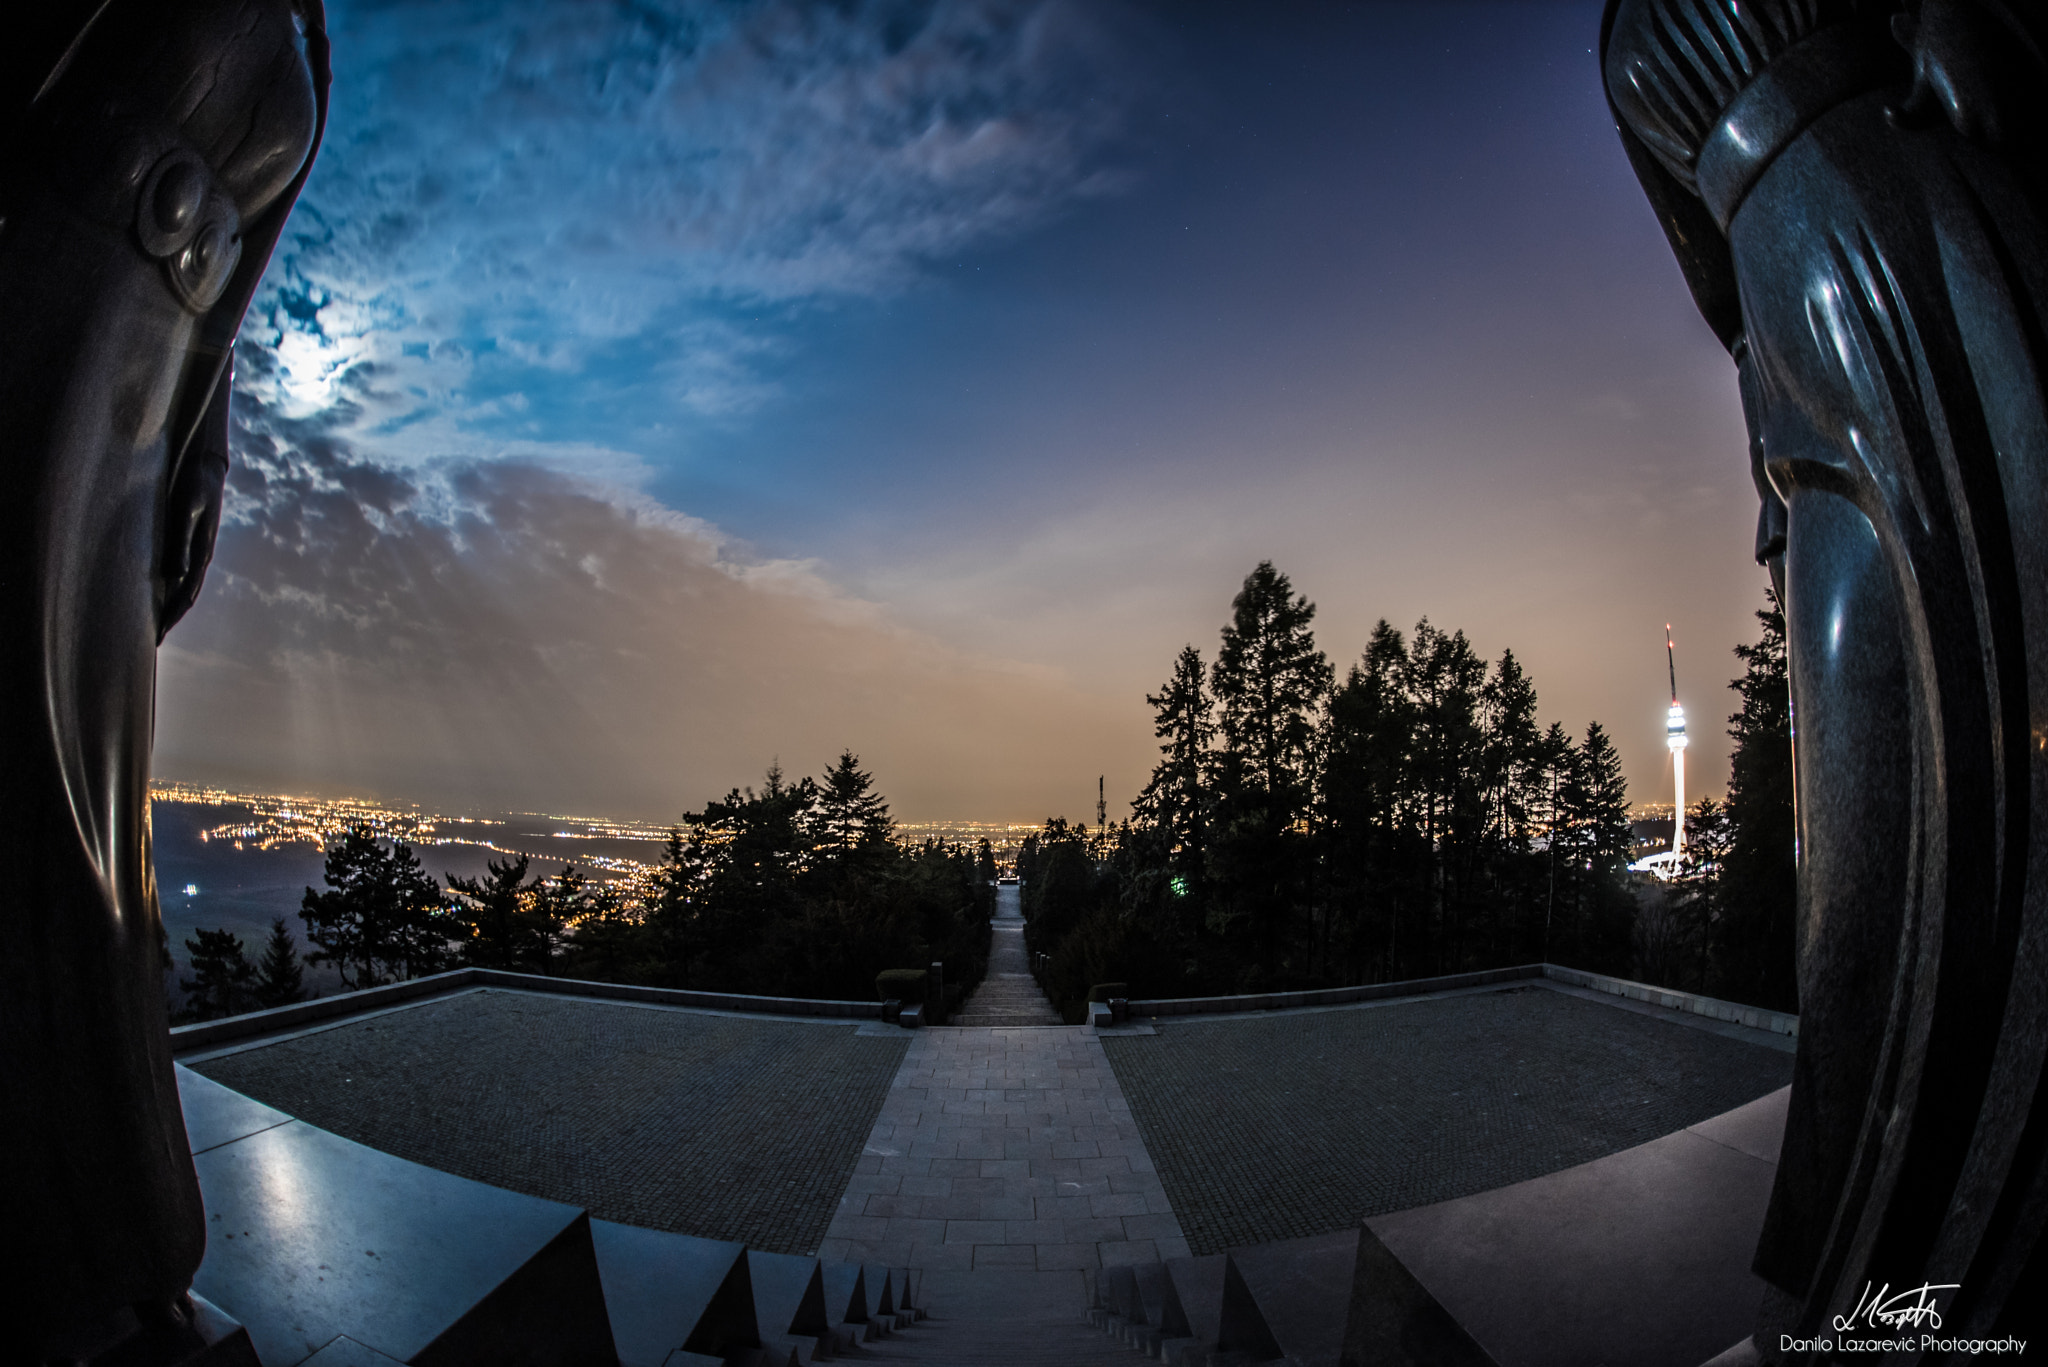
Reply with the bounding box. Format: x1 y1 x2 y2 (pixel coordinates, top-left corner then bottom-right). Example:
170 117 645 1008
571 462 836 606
189 989 906 1254
821 1025 1189 1272
1101 984 1794 1253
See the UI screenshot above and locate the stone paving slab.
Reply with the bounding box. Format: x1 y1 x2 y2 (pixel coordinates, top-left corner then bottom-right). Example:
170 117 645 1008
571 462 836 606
189 988 906 1254
820 1026 1189 1272
1101 983 1794 1253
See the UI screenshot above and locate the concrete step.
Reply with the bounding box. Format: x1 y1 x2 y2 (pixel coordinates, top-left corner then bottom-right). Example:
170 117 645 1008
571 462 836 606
831 1316 1156 1365
746 1251 834 1364
1163 1255 1280 1365
589 1221 760 1367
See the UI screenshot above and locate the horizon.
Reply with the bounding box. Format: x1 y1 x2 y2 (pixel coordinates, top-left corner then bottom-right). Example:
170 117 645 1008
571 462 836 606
150 776 1694 836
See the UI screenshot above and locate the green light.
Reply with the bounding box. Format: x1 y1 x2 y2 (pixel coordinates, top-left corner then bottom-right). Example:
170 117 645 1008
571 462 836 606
1170 875 1188 897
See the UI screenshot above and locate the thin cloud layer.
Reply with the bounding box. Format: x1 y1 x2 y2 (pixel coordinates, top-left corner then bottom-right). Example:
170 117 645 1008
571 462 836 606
157 397 1142 818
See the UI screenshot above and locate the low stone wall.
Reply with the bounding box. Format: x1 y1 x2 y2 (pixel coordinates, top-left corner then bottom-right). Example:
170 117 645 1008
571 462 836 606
171 961 1799 1052
1129 963 1799 1037
1133 964 1544 1018
169 967 882 1054
1538 964 1799 1037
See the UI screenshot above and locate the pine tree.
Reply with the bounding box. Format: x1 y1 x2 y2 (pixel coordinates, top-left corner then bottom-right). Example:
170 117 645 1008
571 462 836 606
301 825 450 990
812 751 893 856
1212 563 1333 814
1716 589 1797 1010
1210 563 1332 969
1133 645 1215 876
1320 621 1419 980
1480 649 1542 852
565 879 649 984
1536 721 1580 963
676 763 821 988
179 928 255 1022
447 854 538 970
529 865 586 976
1554 721 1634 972
1407 621 1490 970
253 917 306 1008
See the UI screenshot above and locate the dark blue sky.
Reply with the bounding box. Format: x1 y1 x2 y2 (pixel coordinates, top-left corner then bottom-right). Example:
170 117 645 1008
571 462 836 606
156 0 1763 820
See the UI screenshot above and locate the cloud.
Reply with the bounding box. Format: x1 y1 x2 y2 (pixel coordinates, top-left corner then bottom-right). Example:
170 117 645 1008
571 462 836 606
248 0 1152 447
155 392 1146 820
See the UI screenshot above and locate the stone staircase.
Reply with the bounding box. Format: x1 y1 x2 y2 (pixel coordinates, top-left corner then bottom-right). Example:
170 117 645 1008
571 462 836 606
949 965 1063 1026
950 890 1063 1027
806 1267 1149 1366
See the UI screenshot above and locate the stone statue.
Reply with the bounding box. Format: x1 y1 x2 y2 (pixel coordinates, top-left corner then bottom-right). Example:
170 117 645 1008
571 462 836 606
1601 0 2047 1353
0 0 326 1356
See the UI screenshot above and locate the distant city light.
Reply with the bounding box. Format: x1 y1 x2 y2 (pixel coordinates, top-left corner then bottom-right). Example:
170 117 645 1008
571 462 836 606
150 779 1036 905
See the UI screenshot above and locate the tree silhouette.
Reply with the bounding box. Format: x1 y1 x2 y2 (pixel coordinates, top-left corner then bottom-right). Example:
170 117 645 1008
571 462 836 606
447 854 538 971
812 751 893 858
527 865 585 976
1213 562 1332 814
301 825 450 990
1716 589 1797 1011
1210 563 1331 970
179 928 254 1022
1134 644 1216 883
253 916 306 1008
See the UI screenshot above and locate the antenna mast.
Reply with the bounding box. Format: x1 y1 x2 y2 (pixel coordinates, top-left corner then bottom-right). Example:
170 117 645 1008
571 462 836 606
1097 776 1107 833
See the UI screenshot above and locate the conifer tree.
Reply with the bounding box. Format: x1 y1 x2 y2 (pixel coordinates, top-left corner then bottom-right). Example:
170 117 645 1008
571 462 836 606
1535 721 1580 963
645 828 699 987
1320 621 1419 978
1407 621 1489 967
179 928 255 1021
253 916 306 1008
1212 563 1333 813
447 854 537 971
1133 645 1215 875
301 824 449 990
812 751 893 856
1480 648 1542 850
1716 589 1797 1010
566 879 648 983
529 865 586 976
1557 721 1634 972
679 763 820 985
1208 563 1332 973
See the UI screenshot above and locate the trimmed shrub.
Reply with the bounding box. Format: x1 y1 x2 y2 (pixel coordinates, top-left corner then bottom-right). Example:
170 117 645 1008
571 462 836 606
876 968 928 1004
1087 982 1129 1003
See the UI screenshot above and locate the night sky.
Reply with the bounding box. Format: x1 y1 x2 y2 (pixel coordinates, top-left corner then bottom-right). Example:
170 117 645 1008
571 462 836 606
152 0 1765 822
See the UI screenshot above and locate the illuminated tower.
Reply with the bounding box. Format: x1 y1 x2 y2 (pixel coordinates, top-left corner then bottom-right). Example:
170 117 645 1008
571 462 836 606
1666 625 1687 859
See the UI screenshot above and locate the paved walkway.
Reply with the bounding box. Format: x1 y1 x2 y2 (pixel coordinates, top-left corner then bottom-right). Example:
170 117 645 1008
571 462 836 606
819 1021 1191 1271
952 884 1062 1026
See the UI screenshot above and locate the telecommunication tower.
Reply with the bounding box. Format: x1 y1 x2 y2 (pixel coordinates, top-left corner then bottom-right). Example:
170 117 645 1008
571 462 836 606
1097 776 1107 834
1666 625 1688 859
